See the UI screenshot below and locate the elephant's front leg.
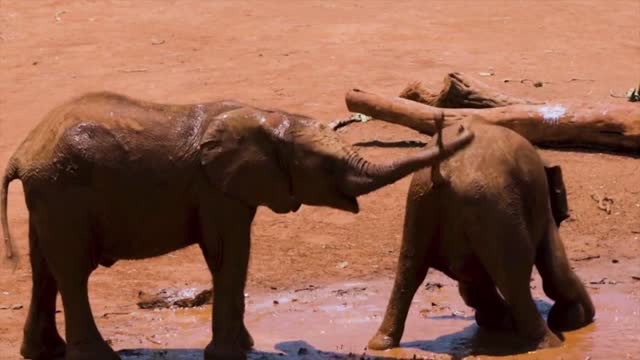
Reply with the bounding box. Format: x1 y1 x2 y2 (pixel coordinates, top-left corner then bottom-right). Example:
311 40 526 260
200 201 256 360
369 189 434 351
369 253 429 351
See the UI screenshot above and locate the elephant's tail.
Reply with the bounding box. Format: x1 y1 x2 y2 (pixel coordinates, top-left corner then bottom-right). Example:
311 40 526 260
1 156 19 260
430 111 448 186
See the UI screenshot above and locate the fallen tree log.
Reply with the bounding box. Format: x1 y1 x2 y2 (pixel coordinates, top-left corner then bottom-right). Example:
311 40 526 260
345 89 640 154
399 72 540 108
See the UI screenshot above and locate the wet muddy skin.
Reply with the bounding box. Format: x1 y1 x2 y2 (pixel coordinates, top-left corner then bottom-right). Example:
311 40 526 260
1 1 639 359
113 268 639 360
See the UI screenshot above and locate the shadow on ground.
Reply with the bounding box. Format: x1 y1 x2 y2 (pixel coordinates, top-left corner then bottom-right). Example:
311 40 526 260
119 340 377 359
118 300 553 360
353 140 427 148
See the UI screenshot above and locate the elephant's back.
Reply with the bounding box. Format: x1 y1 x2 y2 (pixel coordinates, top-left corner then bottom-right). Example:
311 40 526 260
12 92 205 181
442 120 546 192
409 120 549 224
448 121 549 238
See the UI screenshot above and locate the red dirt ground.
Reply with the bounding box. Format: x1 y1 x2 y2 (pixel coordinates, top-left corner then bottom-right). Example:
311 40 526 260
1 1 638 359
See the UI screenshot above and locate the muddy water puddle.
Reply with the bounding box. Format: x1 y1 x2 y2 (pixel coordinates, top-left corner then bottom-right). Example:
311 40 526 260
117 275 639 359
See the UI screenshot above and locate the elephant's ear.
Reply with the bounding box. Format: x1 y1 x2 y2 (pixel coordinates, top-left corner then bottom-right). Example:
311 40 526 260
199 115 300 214
544 165 569 226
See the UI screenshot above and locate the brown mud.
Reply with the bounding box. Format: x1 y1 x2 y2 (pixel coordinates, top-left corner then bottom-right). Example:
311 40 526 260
115 270 640 360
1 1 639 359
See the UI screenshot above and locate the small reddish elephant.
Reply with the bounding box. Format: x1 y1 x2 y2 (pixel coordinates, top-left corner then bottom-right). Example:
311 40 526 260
368 119 594 352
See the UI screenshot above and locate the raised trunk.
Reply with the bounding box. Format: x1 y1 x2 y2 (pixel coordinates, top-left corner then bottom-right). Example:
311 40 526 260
342 125 473 196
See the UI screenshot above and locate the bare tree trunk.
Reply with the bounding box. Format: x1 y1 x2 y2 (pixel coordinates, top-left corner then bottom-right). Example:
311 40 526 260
345 89 640 154
399 72 540 108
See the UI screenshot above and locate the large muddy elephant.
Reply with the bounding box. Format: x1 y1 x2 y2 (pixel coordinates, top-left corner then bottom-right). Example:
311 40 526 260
368 119 594 352
0 92 472 360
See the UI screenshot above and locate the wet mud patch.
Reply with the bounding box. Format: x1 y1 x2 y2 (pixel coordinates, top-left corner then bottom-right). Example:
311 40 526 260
1 2 638 359
116 273 639 359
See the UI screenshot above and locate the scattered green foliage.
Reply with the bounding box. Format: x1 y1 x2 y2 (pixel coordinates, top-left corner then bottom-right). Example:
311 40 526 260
626 86 640 102
349 113 372 122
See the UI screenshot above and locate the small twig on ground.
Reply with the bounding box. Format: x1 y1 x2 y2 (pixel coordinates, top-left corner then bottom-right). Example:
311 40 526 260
610 90 629 98
332 287 367 296
145 336 163 345
502 78 547 87
590 193 614 214
502 78 594 85
101 311 130 318
329 118 360 131
610 86 640 101
567 78 596 82
294 284 320 292
329 113 372 131
589 277 617 285
119 68 149 73
571 255 600 262
54 10 67 22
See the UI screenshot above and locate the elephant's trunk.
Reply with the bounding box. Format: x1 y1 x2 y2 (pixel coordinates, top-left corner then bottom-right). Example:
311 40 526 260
342 125 473 197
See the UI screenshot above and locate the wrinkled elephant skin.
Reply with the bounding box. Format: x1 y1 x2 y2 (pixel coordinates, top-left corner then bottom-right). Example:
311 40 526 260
369 120 595 353
0 92 473 360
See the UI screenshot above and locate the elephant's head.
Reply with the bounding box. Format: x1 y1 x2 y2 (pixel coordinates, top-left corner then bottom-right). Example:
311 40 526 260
199 106 473 214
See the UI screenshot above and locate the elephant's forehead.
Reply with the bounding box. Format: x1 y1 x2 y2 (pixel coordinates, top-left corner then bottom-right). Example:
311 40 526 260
292 129 353 158
216 108 286 127
214 108 264 129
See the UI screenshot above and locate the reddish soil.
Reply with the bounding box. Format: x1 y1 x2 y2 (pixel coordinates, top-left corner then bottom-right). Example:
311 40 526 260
0 1 638 359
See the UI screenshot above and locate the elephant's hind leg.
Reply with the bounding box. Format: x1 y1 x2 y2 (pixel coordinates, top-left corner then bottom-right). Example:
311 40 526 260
36 211 119 360
368 183 436 351
20 219 66 360
475 219 561 350
536 222 595 331
458 275 513 331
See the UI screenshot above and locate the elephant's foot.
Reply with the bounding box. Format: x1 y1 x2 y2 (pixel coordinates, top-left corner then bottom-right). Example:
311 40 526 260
238 325 255 350
204 343 247 360
20 330 66 360
367 332 399 351
65 340 120 360
475 307 514 331
547 300 595 331
532 330 563 350
205 325 254 360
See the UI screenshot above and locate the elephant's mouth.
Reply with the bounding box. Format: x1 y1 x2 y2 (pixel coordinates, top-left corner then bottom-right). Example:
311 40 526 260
347 197 360 214
290 201 302 212
339 194 360 214
268 197 301 214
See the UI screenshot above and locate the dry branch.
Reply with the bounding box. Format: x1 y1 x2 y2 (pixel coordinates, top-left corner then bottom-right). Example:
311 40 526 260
345 89 640 154
400 72 540 108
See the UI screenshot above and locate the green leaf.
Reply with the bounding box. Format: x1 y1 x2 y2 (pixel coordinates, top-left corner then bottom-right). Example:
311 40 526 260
627 87 640 102
349 113 372 122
